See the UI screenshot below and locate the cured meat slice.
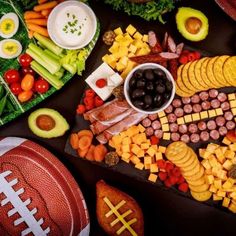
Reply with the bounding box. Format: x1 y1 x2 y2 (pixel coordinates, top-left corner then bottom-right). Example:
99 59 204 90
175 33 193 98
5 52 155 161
90 109 133 134
198 121 207 131
224 111 233 121
210 130 220 140
103 112 147 141
145 127 154 136
199 91 209 101
211 99 220 109
154 130 163 139
148 114 158 121
200 131 210 141
176 43 184 55
171 133 180 141
226 121 235 130
172 99 182 108
193 104 202 113
179 124 188 134
191 94 200 104
170 123 178 132
181 97 191 104
217 92 227 102
184 104 193 114
190 133 200 143
151 120 161 130
188 124 198 134
219 126 228 136
201 101 211 110
207 120 217 130
142 118 152 127
164 105 173 113
221 102 230 111
215 116 226 127
180 134 190 143
174 108 184 117
167 113 177 123
148 31 162 53
96 133 108 144
209 89 219 98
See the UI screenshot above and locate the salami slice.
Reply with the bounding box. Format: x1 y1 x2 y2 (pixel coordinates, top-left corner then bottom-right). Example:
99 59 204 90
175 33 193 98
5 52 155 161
151 120 161 130
190 133 200 143
181 97 191 104
198 121 207 131
224 111 233 121
207 120 217 130
171 133 180 141
217 92 227 102
219 126 228 136
148 114 158 121
174 108 184 117
172 98 182 108
188 123 198 134
167 113 177 123
164 105 173 114
181 134 190 143
215 116 226 127
211 99 220 109
221 102 230 111
170 123 179 132
191 94 200 104
200 131 210 141
209 89 219 98
193 104 202 113
184 104 193 114
201 101 211 110
210 130 220 140
142 118 151 127
154 130 163 139
226 121 236 130
179 124 188 134
145 127 154 136
199 91 209 101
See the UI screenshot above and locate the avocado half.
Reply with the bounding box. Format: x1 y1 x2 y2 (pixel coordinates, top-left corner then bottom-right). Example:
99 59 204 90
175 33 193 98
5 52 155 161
28 108 69 138
176 7 209 42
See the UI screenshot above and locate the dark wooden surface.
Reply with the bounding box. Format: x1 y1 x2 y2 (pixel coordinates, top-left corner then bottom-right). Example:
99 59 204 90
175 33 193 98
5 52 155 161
1 0 236 235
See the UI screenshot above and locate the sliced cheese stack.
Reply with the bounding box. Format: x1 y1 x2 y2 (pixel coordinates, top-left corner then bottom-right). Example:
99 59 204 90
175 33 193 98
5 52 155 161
165 141 212 201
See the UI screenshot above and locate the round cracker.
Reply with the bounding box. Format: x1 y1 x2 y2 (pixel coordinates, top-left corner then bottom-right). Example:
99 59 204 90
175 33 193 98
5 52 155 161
194 57 209 89
181 62 197 92
201 58 214 88
175 81 194 97
178 154 197 168
213 55 230 86
187 176 206 186
189 183 209 193
181 156 199 172
188 60 206 90
182 163 201 177
206 56 221 88
185 166 205 181
190 190 212 202
165 141 188 161
172 148 193 165
223 56 236 86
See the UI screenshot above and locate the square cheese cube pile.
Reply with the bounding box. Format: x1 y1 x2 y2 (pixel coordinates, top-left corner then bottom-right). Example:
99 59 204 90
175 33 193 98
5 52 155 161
102 24 151 79
109 125 166 181
199 140 236 213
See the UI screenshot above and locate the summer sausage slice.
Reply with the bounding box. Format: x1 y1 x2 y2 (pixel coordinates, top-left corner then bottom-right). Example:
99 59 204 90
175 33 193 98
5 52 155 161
226 121 236 130
193 104 202 113
190 133 200 143
183 104 193 114
172 98 182 108
201 101 211 110
219 126 228 136
207 120 217 130
148 114 158 121
209 89 219 98
145 127 154 136
191 94 200 104
211 99 220 109
167 113 177 123
174 108 184 117
199 91 209 101
224 111 233 121
164 105 173 114
198 121 207 131
171 133 180 141
154 130 163 139
215 116 226 127
182 97 191 104
179 124 188 134
142 117 151 127
151 120 161 130
170 123 179 132
221 102 230 111
210 130 220 140
200 131 210 141
217 92 227 102
180 134 190 143
188 123 198 134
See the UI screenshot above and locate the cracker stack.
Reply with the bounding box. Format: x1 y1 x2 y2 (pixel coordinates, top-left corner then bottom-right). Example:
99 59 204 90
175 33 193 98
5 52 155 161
166 141 212 201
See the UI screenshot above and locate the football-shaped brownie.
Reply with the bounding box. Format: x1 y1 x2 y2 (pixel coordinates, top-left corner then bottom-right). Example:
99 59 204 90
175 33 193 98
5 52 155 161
0 137 89 236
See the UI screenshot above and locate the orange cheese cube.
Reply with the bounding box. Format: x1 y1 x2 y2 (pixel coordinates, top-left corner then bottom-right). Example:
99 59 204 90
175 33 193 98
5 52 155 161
207 143 219 153
223 159 233 170
121 152 131 160
121 157 130 163
223 178 234 189
203 151 212 159
229 192 236 200
209 185 217 193
158 111 166 118
215 148 224 160
228 203 236 213
142 34 148 42
155 152 163 161
199 149 206 158
141 143 150 150
222 137 231 145
213 194 223 201
137 149 145 158
222 197 230 208
135 162 144 170
145 164 151 170
214 179 222 189
138 124 145 133
208 155 218 168
150 163 159 173
148 173 158 183
225 150 235 159
132 133 146 145
130 155 140 165
151 145 158 150
122 145 130 153
131 144 141 155
229 143 236 151
206 175 214 184
146 147 156 157
126 24 136 36
114 27 123 35
122 137 132 145
160 117 168 124
144 156 152 165
220 146 228 154
201 159 211 170
158 146 166 153
216 190 226 198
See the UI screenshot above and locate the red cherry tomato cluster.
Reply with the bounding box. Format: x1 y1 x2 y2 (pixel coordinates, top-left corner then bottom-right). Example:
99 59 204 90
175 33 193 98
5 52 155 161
4 53 50 103
157 160 189 193
76 89 104 114
179 50 201 65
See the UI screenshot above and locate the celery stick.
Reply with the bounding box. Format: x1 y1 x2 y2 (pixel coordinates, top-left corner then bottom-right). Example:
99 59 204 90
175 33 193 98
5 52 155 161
44 49 61 61
37 41 46 49
31 61 63 90
26 48 60 75
54 70 64 79
62 63 77 75
34 32 63 55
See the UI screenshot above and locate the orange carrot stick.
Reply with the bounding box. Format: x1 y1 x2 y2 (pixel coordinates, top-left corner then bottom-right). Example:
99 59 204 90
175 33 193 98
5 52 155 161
25 18 47 26
41 9 52 17
34 1 58 12
26 23 49 37
24 11 43 20
38 0 48 4
28 30 34 39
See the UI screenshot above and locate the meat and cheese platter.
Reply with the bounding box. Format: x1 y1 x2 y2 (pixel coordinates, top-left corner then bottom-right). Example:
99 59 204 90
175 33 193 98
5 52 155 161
65 6 236 216
0 0 99 126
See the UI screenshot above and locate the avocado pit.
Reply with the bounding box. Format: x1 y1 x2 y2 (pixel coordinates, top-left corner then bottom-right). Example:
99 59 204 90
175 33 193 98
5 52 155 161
36 115 56 131
185 17 202 34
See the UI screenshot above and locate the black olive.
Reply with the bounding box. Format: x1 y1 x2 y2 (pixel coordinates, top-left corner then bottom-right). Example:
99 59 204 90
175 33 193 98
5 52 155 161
133 100 144 109
146 81 154 91
153 68 166 79
133 69 143 79
163 92 171 100
166 80 173 92
154 94 163 107
131 89 145 99
136 78 146 88
144 69 155 80
156 82 166 94
144 95 153 106
129 76 136 88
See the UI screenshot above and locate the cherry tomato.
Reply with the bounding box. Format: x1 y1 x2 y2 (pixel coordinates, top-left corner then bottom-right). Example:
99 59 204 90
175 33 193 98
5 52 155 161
10 82 22 95
20 67 35 76
19 53 32 67
4 69 20 84
18 90 33 103
34 79 49 94
21 74 34 91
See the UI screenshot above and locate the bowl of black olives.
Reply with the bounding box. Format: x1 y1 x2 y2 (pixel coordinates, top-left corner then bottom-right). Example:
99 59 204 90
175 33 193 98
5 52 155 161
124 63 175 114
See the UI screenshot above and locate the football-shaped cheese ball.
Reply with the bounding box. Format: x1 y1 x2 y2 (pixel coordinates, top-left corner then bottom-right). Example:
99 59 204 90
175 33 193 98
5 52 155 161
0 137 89 236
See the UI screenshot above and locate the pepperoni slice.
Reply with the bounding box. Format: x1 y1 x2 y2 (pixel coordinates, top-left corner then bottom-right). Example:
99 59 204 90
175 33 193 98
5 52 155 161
217 92 227 102
174 108 184 117
200 131 210 141
191 94 200 104
172 98 182 108
209 89 219 98
181 97 191 104
190 133 200 143
179 124 188 134
221 102 230 111
219 126 227 136
188 123 198 134
207 120 217 130
145 127 154 136
193 104 202 113
142 118 151 127
224 111 233 121
171 133 180 141
164 105 173 114
148 114 158 121
180 134 190 143
226 121 235 130
215 116 226 127
198 121 207 131
151 120 161 130
201 101 211 110
183 104 193 114
199 91 209 101
211 99 220 109
210 130 220 140
170 123 179 132
154 130 163 139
